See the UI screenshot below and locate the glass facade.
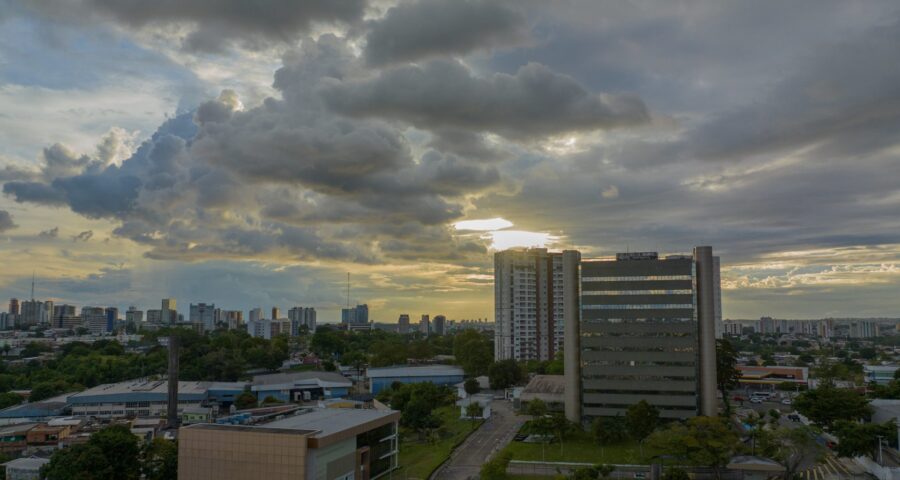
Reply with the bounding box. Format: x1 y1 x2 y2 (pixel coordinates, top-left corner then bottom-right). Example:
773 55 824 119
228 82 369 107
579 256 700 420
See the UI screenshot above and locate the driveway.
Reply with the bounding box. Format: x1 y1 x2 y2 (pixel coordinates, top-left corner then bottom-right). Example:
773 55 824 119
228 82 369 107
431 399 524 480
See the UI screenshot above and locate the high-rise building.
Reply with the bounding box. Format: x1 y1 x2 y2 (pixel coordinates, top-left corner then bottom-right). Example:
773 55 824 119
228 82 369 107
288 307 316 334
419 314 430 336
849 320 877 338
271 307 280 321
125 306 143 325
220 310 243 330
105 307 118 333
494 248 581 362
52 304 77 328
341 304 369 325
8 298 19 315
565 247 719 423
161 298 177 324
398 314 410 334
81 306 107 335
432 315 446 336
249 308 262 323
190 303 216 332
147 309 162 324
19 300 44 326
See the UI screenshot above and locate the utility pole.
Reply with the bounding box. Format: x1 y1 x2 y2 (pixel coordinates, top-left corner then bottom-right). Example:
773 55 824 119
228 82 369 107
346 272 350 309
30 271 35 300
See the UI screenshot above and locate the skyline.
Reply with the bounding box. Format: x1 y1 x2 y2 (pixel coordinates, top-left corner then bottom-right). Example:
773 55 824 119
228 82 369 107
3 1 900 321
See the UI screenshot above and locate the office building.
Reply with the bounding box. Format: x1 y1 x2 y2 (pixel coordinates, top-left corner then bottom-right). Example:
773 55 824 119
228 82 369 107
341 304 369 325
146 309 162 325
249 307 262 323
51 304 76 329
419 314 430 336
565 247 719 423
288 307 316 334
398 314 410 334
272 307 280 320
105 307 118 333
18 300 45 326
850 320 877 338
494 248 581 362
178 408 399 480
432 315 446 336
0 313 11 329
80 307 107 334
220 310 243 330
161 298 177 325
125 306 143 325
189 303 216 332
8 299 19 315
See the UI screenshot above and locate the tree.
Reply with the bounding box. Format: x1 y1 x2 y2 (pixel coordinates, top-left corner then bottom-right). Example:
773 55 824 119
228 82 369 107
261 395 283 405
794 384 871 429
454 330 493 376
626 400 660 441
0 392 23 410
141 439 178 480
466 402 484 428
488 360 523 390
43 424 141 480
717 339 741 415
464 377 481 397
402 396 442 439
480 451 512 480
570 464 615 480
527 399 548 418
647 416 739 480
341 351 367 385
832 420 896 458
591 416 628 445
235 391 257 410
661 467 691 480
757 426 823 480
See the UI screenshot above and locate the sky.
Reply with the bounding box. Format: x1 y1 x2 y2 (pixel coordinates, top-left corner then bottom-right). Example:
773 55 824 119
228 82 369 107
1 0 900 322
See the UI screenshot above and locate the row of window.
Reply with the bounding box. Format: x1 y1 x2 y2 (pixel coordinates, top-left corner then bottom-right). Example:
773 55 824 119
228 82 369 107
583 403 697 412
584 360 696 367
583 304 694 310
582 289 693 295
584 346 695 353
582 275 692 281
583 318 695 323
583 374 696 381
583 389 697 396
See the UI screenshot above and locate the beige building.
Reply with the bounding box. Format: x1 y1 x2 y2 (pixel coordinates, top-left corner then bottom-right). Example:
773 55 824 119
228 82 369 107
179 408 400 480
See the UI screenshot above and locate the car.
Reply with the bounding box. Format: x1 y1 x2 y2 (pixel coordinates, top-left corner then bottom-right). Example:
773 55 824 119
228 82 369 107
634 473 647 479
781 398 792 405
732 395 746 402
750 397 764 404
787 414 801 422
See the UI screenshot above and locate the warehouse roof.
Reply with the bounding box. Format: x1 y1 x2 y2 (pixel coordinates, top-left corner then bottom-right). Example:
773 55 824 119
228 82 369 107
366 365 463 378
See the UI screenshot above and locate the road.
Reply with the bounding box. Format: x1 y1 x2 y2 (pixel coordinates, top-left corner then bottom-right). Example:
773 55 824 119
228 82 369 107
431 399 524 480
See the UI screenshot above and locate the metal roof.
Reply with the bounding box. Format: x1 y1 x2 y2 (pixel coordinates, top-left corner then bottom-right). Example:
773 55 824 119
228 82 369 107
366 365 464 378
264 408 397 438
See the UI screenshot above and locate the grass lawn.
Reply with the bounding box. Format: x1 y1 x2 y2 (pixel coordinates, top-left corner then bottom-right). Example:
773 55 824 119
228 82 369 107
397 405 482 479
502 428 655 465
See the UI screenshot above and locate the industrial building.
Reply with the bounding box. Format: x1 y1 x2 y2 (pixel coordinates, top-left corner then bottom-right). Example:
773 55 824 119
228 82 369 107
251 371 352 403
67 379 246 418
366 365 464 394
178 408 400 480
565 247 720 423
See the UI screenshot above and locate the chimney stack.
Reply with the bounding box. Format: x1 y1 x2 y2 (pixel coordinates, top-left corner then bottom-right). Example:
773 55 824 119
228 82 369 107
167 335 179 429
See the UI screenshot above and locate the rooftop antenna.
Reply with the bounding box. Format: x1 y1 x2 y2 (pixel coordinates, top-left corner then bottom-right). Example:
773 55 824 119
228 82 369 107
346 273 350 309
30 271 35 301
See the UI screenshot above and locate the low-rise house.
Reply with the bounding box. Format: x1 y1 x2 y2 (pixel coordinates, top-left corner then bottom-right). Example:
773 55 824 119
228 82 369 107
0 423 40 453
3 456 50 480
25 424 70 445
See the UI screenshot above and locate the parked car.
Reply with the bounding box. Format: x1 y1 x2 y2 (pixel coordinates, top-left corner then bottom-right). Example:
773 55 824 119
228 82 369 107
787 414 801 422
750 397 764 404
781 398 792 405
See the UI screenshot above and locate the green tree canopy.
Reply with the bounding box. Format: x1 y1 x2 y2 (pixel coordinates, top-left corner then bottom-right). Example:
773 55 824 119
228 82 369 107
591 416 628 445
626 400 660 441
464 377 480 396
42 424 141 480
646 416 739 479
488 360 523 390
454 330 493 376
141 439 178 480
833 420 896 458
794 384 871 429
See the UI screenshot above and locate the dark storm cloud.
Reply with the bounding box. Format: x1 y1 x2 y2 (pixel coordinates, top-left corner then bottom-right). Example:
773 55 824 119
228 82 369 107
23 0 366 52
0 210 16 232
322 60 649 139
364 0 528 66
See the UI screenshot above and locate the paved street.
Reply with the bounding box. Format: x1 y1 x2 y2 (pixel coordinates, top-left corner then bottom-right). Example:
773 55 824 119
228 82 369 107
798 454 871 480
431 399 524 480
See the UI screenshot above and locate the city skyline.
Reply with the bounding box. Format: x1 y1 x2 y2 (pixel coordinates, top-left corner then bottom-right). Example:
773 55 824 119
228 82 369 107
3 1 900 322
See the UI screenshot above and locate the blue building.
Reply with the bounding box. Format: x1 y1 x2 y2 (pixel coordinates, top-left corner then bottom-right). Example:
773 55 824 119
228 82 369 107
105 307 118 333
251 371 352 403
0 393 69 422
367 365 465 394
67 379 247 418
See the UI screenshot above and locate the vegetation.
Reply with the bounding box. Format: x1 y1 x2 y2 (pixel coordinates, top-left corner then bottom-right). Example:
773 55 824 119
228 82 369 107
141 438 179 480
398 405 481 479
454 330 493 376
42 424 143 480
756 425 823 479
794 383 872 429
716 338 741 415
646 416 739 479
570 464 615 480
464 377 480 396
625 400 659 441
504 428 651 464
591 416 628 445
489 359 524 389
832 420 896 458
481 450 513 480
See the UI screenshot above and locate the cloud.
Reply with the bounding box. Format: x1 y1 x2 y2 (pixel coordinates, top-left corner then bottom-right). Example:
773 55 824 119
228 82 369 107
364 0 528 66
322 60 649 139
601 185 619 199
21 0 367 53
38 227 59 238
71 230 93 242
0 210 16 233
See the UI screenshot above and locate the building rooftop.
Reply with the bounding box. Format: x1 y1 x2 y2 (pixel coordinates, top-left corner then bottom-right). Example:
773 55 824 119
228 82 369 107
252 371 350 388
264 408 398 439
2 457 50 470
366 364 464 378
523 375 565 395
